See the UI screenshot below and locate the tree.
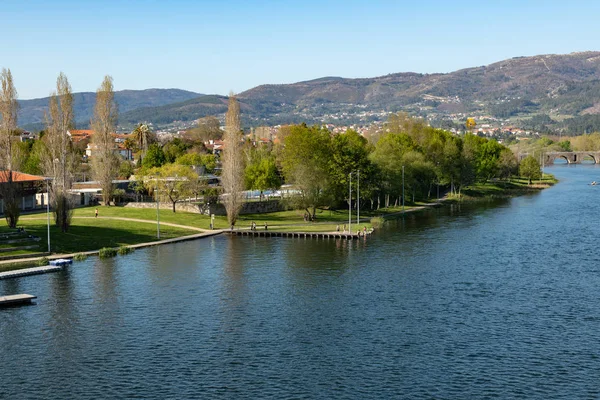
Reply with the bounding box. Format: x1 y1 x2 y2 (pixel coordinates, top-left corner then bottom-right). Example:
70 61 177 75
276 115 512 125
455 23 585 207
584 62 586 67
0 68 20 228
163 138 189 163
176 152 217 173
519 156 541 184
370 132 416 207
142 143 166 169
221 94 245 226
131 123 155 163
466 117 477 131
244 148 281 200
498 148 518 180
329 129 375 208
43 72 76 232
91 75 119 205
185 116 223 144
280 124 333 219
145 164 198 212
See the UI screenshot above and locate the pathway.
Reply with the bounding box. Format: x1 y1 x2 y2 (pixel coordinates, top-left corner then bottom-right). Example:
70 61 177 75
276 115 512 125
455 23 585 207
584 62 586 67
20 216 208 232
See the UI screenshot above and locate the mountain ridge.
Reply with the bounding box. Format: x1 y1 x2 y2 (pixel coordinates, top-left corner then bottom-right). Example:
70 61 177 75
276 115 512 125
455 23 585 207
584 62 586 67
18 51 600 134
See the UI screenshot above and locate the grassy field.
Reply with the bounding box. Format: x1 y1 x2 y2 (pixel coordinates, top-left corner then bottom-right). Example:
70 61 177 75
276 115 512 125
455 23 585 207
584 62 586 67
2 175 553 257
14 216 197 254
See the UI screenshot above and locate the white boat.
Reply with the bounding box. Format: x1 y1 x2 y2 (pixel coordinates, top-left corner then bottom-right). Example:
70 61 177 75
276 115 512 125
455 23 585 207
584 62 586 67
49 259 73 266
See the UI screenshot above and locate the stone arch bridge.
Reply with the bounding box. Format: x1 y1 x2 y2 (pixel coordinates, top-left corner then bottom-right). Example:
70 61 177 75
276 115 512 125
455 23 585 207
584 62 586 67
519 152 600 165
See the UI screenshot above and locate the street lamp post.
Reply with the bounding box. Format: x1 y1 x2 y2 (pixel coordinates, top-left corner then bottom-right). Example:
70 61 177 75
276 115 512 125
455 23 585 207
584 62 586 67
348 172 352 235
46 178 50 253
402 165 405 213
155 176 160 239
356 170 360 225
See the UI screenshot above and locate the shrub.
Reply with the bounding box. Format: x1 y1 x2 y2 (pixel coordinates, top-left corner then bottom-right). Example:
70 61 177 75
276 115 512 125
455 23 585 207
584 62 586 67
98 247 118 258
37 257 49 266
370 217 384 229
73 253 88 262
117 245 134 256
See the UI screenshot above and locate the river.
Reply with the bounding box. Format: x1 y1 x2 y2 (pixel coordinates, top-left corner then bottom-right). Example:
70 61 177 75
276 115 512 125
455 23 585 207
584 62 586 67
2 165 600 399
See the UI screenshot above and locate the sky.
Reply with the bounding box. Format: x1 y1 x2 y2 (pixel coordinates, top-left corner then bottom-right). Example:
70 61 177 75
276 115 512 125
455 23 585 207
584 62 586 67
2 0 600 99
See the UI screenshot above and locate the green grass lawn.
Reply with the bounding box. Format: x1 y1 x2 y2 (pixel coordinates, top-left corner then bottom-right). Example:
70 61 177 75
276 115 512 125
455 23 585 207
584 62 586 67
72 206 231 229
13 217 197 254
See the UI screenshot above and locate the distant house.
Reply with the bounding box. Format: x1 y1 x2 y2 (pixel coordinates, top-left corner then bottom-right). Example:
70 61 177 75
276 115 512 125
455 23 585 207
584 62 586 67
67 129 94 143
0 171 46 215
80 130 134 161
85 142 133 161
204 139 225 156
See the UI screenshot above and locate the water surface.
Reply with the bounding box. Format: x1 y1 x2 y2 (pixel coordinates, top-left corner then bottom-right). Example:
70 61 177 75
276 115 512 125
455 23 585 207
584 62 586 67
2 165 600 399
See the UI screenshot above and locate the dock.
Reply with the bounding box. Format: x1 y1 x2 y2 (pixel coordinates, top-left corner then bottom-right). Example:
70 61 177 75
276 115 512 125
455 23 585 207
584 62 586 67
229 230 364 239
0 294 37 307
0 265 62 280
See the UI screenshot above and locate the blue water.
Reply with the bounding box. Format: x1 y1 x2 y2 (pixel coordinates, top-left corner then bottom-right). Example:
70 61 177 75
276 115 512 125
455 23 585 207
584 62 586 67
2 165 600 399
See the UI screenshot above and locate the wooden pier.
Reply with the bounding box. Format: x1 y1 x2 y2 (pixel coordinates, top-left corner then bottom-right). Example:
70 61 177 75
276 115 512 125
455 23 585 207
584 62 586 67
0 294 37 307
229 230 364 240
0 265 62 280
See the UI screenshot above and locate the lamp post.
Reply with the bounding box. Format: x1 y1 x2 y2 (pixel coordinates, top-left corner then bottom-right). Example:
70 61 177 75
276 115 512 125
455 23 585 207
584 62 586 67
348 172 352 235
46 178 50 253
402 165 405 213
356 170 360 225
155 176 160 239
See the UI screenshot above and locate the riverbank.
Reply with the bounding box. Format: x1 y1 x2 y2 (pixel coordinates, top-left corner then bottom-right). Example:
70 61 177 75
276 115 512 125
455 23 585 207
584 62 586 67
0 175 556 271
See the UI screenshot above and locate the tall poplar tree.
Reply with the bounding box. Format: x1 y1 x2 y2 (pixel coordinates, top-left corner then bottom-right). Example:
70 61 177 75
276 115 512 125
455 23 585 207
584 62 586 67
221 93 244 227
91 75 119 205
0 68 20 228
44 72 76 232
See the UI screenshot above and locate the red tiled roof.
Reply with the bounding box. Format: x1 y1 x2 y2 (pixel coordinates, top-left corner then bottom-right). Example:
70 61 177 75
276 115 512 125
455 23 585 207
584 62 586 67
0 171 46 183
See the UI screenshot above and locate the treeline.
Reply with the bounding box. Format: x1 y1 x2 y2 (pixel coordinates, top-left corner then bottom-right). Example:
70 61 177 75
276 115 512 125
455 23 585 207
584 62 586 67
266 114 518 217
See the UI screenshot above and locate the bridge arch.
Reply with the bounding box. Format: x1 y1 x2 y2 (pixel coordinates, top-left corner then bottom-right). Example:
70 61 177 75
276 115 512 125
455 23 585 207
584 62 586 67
582 154 598 164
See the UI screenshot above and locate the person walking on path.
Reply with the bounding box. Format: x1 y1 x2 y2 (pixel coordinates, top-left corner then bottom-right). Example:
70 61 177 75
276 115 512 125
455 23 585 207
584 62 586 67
95 208 98 218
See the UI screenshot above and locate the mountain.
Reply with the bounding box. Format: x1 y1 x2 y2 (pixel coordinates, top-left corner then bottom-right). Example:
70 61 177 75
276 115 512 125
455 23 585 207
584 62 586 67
19 88 202 130
236 51 600 132
17 52 600 134
118 95 231 126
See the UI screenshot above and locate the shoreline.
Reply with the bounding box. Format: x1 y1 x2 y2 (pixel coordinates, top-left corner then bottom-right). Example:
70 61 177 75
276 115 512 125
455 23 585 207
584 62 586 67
0 179 555 274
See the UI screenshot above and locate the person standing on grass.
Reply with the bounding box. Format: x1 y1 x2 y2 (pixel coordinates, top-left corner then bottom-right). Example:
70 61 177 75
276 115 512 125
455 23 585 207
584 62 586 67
95 208 98 218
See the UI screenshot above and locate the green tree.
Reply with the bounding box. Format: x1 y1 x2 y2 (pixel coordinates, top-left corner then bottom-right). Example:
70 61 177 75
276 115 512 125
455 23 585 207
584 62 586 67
145 163 198 212
244 148 281 200
131 123 155 163
280 124 333 219
498 148 518 179
329 129 374 207
163 138 189 163
370 132 416 207
519 155 541 184
142 143 166 169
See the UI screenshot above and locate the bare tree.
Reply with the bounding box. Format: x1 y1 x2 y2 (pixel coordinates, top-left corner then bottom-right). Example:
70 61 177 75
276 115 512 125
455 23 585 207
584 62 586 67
91 75 119 205
221 93 244 227
0 68 20 228
43 72 77 232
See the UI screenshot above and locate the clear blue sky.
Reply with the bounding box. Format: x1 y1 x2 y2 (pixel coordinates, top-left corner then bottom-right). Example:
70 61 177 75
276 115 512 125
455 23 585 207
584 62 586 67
3 0 599 99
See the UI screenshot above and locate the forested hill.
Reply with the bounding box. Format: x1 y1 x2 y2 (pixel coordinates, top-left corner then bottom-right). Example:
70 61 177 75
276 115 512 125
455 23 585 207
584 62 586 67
18 89 202 129
236 51 600 133
17 52 600 134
